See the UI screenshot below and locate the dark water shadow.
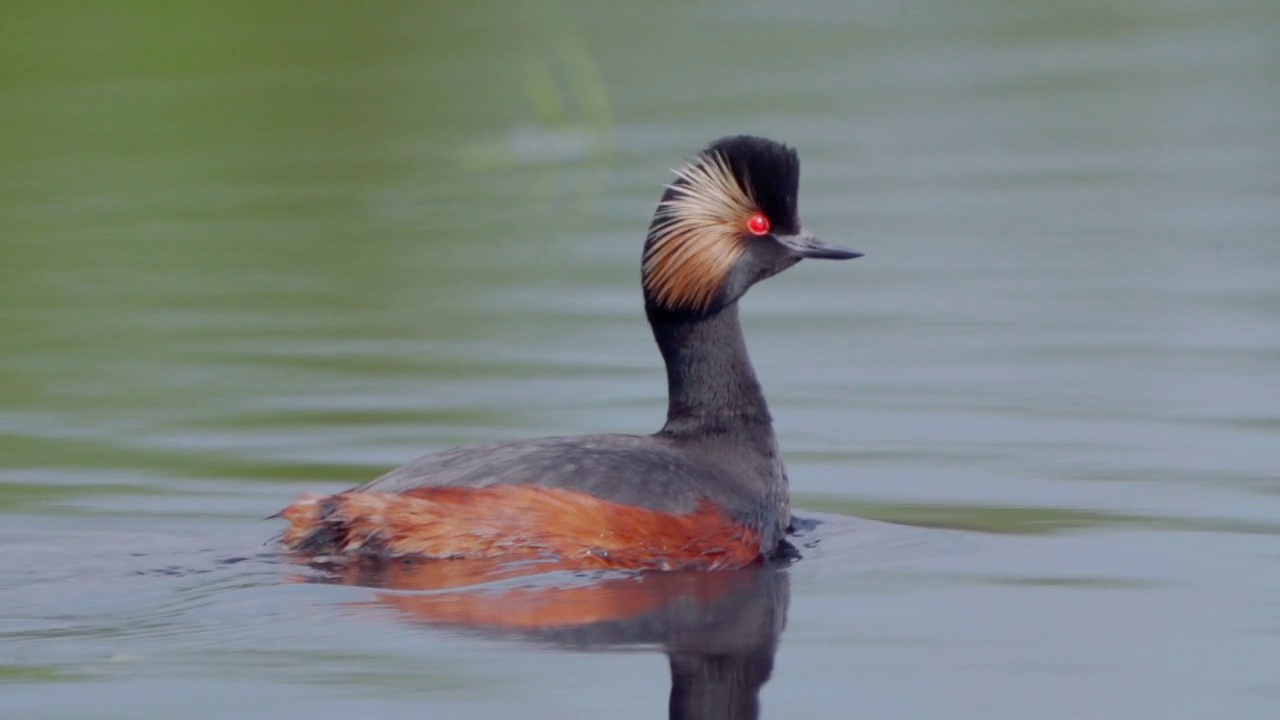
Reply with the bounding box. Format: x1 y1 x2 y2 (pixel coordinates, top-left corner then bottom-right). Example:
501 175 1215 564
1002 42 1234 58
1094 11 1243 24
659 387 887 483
282 510 962 716
303 545 792 719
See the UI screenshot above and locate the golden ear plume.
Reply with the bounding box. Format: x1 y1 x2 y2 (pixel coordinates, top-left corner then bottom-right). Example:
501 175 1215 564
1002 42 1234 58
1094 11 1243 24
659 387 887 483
643 153 759 312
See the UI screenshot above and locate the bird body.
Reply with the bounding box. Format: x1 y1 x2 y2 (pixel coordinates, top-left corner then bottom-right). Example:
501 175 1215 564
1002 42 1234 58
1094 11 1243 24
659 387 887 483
278 135 861 571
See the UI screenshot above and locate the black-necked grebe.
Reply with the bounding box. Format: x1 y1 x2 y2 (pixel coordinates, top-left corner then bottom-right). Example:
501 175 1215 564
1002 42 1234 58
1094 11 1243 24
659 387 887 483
278 135 861 570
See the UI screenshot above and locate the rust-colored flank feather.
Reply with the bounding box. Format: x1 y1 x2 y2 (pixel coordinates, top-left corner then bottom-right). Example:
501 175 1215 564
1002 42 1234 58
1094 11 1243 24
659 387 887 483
279 485 762 572
643 151 761 312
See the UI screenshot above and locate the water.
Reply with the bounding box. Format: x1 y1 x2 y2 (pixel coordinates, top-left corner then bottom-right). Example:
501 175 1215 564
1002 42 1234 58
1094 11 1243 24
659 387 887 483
2 1 1278 717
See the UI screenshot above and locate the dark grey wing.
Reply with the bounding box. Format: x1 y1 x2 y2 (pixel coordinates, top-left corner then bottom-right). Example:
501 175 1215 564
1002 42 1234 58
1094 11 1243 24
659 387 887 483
355 434 727 515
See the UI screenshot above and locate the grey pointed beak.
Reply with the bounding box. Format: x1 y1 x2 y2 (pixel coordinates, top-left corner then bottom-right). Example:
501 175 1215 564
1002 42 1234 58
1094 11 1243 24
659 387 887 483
775 232 863 260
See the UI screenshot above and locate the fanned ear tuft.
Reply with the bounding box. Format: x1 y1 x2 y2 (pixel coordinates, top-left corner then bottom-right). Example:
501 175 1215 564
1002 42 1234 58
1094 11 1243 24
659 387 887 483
642 151 758 313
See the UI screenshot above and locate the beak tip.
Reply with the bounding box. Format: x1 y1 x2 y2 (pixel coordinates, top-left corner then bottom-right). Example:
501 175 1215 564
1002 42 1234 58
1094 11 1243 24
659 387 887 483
811 247 863 261
777 232 863 260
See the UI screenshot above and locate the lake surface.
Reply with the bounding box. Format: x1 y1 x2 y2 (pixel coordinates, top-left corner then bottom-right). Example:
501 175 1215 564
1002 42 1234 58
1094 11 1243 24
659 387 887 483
2 1 1278 718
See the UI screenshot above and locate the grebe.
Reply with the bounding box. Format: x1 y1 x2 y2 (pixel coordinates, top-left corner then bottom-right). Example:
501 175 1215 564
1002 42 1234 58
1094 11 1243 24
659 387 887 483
278 135 861 570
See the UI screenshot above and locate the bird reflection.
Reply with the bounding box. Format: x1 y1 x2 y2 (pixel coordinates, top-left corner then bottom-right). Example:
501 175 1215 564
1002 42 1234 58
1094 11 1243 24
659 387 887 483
309 556 790 720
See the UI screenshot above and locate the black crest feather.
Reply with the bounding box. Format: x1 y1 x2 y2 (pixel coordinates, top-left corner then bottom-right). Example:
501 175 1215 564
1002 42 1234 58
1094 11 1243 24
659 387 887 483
701 135 801 235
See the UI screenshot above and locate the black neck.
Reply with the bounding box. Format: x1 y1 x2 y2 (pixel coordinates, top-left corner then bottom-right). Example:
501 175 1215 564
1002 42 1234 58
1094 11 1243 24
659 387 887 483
647 303 773 437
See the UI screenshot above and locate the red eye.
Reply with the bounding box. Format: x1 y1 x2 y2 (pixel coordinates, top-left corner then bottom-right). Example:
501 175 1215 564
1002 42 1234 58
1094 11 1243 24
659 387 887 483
746 212 771 236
